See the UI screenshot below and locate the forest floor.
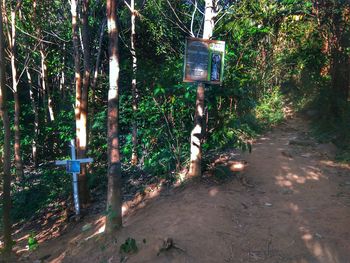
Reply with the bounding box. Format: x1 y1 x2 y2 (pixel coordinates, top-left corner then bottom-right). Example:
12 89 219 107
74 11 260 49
13 115 350 263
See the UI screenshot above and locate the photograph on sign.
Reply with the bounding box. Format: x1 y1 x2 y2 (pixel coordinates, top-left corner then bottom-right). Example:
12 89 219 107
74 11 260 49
66 160 81 173
210 53 222 81
183 37 225 84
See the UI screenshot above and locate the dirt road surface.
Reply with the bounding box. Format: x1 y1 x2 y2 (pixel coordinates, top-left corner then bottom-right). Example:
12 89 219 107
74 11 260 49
23 117 350 263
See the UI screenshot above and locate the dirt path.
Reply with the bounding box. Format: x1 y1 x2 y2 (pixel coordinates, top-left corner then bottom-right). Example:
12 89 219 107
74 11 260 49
23 116 350 263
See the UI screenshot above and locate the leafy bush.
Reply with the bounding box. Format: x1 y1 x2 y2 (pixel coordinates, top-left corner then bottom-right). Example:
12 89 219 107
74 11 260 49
120 238 138 254
255 86 285 127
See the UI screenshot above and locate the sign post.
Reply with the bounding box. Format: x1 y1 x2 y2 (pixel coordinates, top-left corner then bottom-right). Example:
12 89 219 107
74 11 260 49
183 37 225 85
184 37 225 177
55 139 93 215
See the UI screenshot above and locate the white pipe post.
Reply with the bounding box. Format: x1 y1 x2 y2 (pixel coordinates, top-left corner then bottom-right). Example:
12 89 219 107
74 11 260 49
70 139 80 215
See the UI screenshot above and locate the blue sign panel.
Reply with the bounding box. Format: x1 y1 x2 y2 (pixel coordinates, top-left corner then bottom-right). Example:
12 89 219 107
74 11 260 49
66 160 81 173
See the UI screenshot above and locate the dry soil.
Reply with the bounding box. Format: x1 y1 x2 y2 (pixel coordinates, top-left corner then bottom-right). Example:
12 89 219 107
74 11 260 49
18 116 350 263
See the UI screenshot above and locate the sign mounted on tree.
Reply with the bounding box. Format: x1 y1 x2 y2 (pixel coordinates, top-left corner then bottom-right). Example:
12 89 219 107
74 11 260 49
183 37 225 84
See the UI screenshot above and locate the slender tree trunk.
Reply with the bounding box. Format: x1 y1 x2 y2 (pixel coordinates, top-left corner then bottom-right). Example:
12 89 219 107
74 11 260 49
130 0 138 165
60 43 66 100
90 19 106 129
188 0 214 178
188 83 205 177
26 69 39 167
0 1 12 255
106 0 122 232
40 46 54 121
71 0 82 167
91 18 106 105
78 0 91 206
9 8 24 179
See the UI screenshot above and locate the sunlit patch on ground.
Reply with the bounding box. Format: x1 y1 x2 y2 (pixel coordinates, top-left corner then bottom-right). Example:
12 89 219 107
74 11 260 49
299 227 341 263
320 160 350 170
209 187 219 196
288 202 299 212
84 216 105 241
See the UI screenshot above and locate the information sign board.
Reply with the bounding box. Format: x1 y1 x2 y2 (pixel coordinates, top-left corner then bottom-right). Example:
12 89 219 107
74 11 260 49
183 37 225 84
66 160 81 173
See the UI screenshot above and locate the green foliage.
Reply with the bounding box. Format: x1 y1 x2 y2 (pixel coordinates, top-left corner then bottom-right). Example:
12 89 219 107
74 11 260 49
310 87 350 155
255 86 285 127
120 238 138 254
10 169 71 223
28 232 38 251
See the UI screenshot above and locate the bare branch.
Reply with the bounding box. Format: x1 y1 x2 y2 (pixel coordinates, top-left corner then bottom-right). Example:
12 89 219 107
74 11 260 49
189 0 205 15
15 0 23 12
123 0 132 12
16 53 30 85
5 83 14 93
190 0 197 37
15 25 57 45
42 30 70 43
196 16 204 37
154 1 191 35
166 0 191 34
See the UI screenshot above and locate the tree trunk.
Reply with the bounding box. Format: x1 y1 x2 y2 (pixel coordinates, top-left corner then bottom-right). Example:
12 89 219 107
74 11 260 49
71 0 82 169
40 47 54 121
60 44 66 100
90 18 106 125
26 68 39 167
0 1 13 255
78 0 91 206
188 0 214 178
130 0 138 165
188 83 205 177
9 8 24 179
106 0 122 232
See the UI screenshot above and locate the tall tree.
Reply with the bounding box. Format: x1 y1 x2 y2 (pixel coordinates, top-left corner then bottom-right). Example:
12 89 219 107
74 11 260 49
90 18 106 123
78 0 91 206
3 0 24 178
71 0 82 157
27 0 39 167
71 0 90 207
106 0 122 232
123 0 139 165
130 0 138 165
40 44 54 121
188 0 215 177
26 68 39 167
0 0 12 255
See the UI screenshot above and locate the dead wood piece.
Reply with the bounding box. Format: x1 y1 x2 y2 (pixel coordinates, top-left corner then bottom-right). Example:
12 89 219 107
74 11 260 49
214 155 230 165
239 176 254 188
281 151 293 158
241 202 248 209
289 139 315 147
39 254 51 261
157 238 185 256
